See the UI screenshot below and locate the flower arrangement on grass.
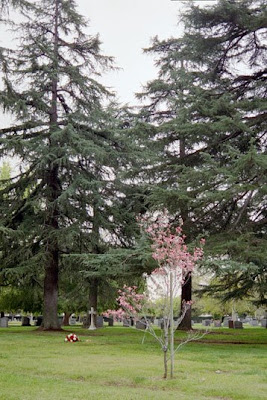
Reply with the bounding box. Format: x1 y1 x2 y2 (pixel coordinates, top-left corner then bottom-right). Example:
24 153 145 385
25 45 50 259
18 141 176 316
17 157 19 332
65 333 79 342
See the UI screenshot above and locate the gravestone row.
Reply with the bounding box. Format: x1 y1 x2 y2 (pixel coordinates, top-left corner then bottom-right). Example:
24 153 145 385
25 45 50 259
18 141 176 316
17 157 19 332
1 312 266 329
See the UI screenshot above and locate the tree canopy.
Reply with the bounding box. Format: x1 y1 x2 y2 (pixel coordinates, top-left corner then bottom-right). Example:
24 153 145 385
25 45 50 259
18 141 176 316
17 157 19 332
0 0 141 328
137 0 266 314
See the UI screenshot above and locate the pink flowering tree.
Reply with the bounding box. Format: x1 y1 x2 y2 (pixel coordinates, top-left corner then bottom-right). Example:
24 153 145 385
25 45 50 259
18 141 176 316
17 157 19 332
104 211 206 379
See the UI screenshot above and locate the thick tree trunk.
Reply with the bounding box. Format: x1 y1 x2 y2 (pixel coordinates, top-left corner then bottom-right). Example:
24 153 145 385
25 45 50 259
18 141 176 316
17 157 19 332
62 311 71 326
42 165 61 330
43 248 60 330
89 278 98 309
41 0 61 331
177 273 192 330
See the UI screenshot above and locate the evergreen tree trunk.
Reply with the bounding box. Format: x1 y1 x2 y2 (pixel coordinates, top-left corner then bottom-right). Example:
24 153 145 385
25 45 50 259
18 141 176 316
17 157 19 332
62 312 71 326
42 165 61 329
178 274 192 330
83 278 99 328
43 250 60 330
178 136 192 330
85 205 100 327
89 277 98 326
42 0 60 330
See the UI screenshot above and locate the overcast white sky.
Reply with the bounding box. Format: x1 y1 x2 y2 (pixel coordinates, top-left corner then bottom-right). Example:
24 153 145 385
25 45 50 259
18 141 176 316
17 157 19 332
0 1 215 168
76 0 186 105
75 0 216 104
0 0 214 121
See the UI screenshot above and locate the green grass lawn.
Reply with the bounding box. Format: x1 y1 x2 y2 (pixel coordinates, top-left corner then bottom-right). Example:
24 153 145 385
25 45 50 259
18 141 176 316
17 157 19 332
0 325 266 400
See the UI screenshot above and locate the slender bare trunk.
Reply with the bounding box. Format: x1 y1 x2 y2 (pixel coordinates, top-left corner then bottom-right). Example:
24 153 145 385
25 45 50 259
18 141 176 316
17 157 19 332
163 349 168 379
163 323 169 379
170 271 174 378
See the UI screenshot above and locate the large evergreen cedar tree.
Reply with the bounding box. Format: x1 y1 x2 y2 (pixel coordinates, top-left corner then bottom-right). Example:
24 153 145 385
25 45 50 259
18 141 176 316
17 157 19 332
137 0 266 327
0 0 143 329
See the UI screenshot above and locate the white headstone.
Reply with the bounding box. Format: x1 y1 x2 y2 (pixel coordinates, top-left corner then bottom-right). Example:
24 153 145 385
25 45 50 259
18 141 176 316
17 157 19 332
88 307 97 330
69 315 76 325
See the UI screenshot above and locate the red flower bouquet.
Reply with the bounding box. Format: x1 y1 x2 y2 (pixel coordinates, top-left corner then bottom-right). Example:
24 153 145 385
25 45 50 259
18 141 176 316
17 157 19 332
65 333 79 342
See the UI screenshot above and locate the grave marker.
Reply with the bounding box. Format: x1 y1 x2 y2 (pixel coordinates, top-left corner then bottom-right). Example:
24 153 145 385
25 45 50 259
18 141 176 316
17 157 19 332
35 316 43 326
0 317 8 328
88 307 97 330
103 316 113 326
96 316 103 328
69 315 76 325
234 321 243 329
21 316 31 326
123 318 130 327
228 320 234 329
223 316 231 327
261 319 266 328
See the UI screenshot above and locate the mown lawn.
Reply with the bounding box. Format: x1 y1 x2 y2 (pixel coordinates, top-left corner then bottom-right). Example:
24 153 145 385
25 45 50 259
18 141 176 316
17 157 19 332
0 325 266 400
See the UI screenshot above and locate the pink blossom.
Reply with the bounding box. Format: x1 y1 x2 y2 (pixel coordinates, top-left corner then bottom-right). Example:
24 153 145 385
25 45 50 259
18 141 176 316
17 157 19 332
104 211 205 326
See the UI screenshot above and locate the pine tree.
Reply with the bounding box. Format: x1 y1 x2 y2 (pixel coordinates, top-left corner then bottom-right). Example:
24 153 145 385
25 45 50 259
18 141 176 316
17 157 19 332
138 0 266 327
0 162 11 187
180 0 267 308
0 0 131 329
